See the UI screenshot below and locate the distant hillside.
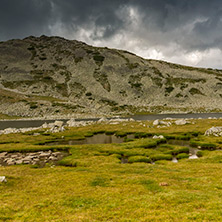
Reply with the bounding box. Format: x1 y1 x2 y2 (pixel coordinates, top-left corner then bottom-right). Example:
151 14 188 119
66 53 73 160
0 35 222 118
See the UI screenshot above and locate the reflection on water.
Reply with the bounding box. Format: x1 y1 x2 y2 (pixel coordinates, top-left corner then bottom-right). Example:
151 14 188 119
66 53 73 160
167 139 190 147
47 134 200 162
47 134 128 145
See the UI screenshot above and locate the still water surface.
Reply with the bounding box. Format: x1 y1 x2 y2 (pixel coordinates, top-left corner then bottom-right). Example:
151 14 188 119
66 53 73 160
0 112 222 130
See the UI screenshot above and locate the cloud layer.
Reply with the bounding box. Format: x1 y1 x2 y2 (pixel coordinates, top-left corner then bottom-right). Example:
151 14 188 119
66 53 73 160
1 0 222 68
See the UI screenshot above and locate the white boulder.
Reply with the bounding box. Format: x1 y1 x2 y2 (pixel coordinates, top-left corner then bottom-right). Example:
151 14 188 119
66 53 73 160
98 117 108 123
153 119 171 127
175 119 188 125
54 121 64 127
153 135 164 139
0 176 7 183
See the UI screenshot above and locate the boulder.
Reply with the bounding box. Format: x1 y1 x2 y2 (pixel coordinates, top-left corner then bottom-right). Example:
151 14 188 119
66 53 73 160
23 156 33 161
48 156 57 161
39 152 51 158
172 158 178 163
153 119 159 126
54 121 64 127
23 160 31 164
153 135 164 139
0 176 7 183
153 119 171 127
0 152 8 158
67 119 77 127
3 128 18 134
98 117 108 123
42 122 49 128
189 154 198 159
6 159 15 165
15 160 23 165
175 119 188 125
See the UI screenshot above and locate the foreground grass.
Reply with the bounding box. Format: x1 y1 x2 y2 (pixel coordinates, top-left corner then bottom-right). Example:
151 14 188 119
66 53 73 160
1 119 222 221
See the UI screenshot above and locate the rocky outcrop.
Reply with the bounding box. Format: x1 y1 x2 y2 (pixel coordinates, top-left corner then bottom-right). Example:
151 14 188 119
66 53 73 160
0 118 137 135
204 126 222 136
153 119 171 127
66 119 93 127
0 151 67 166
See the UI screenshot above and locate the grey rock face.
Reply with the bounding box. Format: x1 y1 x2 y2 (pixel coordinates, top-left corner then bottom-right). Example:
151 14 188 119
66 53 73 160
1 35 222 118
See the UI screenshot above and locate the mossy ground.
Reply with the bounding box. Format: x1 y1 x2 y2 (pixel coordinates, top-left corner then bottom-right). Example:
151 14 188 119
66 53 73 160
1 119 222 221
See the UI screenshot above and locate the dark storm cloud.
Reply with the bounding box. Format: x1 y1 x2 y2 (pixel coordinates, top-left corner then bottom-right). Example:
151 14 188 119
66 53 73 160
0 0 52 40
1 0 222 67
51 0 129 39
1 0 222 49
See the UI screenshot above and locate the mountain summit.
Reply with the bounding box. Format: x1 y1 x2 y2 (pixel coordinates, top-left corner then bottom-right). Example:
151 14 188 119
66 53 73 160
0 35 222 118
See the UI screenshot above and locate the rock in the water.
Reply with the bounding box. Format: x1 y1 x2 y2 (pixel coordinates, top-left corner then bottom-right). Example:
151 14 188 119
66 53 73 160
98 117 108 123
42 122 49 128
0 176 7 183
54 120 64 127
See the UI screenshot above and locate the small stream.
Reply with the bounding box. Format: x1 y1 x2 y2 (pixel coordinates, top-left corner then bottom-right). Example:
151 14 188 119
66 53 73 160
166 139 199 160
46 134 135 145
45 133 200 163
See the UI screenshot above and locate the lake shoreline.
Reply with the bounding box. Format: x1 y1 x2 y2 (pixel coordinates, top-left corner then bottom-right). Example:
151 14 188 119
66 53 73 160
1 112 222 122
0 112 222 130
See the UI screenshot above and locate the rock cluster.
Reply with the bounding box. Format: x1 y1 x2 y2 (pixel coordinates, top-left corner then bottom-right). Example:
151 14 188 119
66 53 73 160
67 119 94 127
153 118 191 128
0 120 66 136
107 118 135 125
0 127 41 135
153 119 172 127
153 135 165 139
0 151 66 166
0 117 137 136
204 126 222 136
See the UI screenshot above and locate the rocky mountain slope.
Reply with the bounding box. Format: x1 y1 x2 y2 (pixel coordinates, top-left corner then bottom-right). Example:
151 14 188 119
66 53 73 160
0 35 222 118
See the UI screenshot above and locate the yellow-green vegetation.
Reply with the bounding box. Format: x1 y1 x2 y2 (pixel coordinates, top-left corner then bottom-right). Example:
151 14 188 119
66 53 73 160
0 113 21 120
1 119 222 221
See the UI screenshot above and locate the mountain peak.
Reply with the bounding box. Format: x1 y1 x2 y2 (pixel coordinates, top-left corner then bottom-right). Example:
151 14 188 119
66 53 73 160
0 36 222 118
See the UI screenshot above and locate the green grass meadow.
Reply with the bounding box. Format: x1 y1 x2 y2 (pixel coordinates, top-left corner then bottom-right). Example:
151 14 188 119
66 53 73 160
1 119 222 221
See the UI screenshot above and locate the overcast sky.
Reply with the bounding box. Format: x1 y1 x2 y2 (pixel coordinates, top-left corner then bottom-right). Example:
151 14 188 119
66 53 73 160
1 0 222 68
